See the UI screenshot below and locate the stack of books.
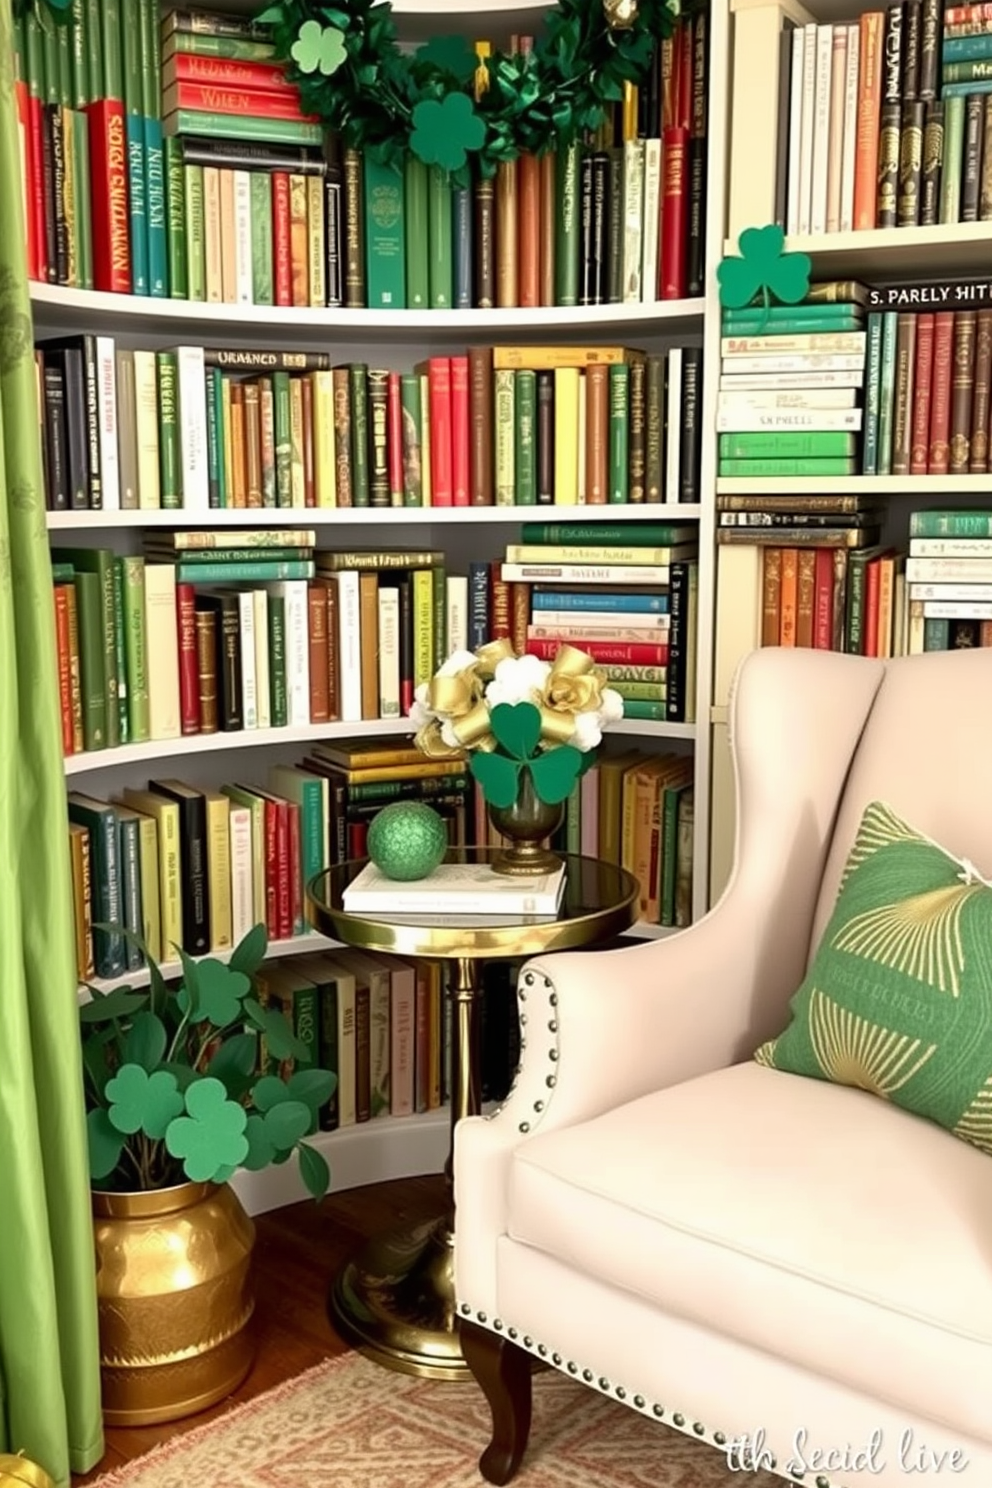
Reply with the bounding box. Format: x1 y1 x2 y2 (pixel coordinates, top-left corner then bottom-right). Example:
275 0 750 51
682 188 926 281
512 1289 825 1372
34 338 704 513
862 283 992 475
905 508 992 651
342 860 567 922
718 286 868 477
14 5 711 308
499 520 698 723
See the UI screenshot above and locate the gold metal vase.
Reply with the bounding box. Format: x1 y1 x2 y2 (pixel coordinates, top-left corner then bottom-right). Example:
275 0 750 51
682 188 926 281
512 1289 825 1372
93 1181 256 1427
487 766 564 876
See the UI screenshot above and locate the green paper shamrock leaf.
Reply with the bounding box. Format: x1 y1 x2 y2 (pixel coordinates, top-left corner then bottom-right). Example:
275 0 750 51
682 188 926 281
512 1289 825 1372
123 1012 168 1072
291 19 347 77
250 1075 295 1113
298 1142 331 1200
470 750 520 809
229 922 268 978
177 959 251 1028
529 748 584 806
490 702 542 761
207 1032 258 1099
287 1068 336 1112
79 986 148 1023
106 1064 185 1140
165 1077 249 1183
410 94 486 173
243 1114 276 1171
87 1108 125 1183
717 224 811 312
416 34 479 84
242 999 311 1062
263 1099 313 1151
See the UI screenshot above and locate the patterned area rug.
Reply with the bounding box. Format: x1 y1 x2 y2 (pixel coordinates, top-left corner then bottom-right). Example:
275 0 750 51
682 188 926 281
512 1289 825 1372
92 1351 780 1488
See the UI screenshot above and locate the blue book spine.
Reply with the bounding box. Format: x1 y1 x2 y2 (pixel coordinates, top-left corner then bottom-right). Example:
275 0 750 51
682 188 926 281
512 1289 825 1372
125 114 148 295
144 116 167 297
942 79 992 95
531 589 669 613
862 313 884 475
468 562 489 648
453 186 473 309
876 311 898 476
924 618 950 650
944 36 992 61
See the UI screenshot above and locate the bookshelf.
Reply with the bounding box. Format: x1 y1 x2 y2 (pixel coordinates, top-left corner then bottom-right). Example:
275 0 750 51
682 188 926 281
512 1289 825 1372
28 0 722 1213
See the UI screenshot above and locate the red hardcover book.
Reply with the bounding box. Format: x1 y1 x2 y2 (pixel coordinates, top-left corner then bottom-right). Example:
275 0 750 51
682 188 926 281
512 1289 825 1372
423 356 452 506
864 558 881 657
53 584 73 754
164 55 299 97
659 126 688 300
489 560 511 641
285 799 302 936
176 583 200 735
86 99 131 293
15 80 36 281
813 548 834 650
449 354 470 507
260 795 278 938
387 371 403 505
910 313 935 474
161 82 311 122
272 171 292 307
26 92 47 283
928 311 955 474
944 2 992 20
528 636 670 666
517 153 540 309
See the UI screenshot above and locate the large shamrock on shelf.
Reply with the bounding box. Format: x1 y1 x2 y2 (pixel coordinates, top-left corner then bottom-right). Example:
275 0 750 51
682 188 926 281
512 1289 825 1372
717 224 812 314
165 1078 249 1183
290 19 347 76
409 94 486 173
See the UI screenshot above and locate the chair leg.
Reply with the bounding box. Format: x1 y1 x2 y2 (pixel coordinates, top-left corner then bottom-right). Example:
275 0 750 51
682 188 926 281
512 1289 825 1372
460 1318 533 1485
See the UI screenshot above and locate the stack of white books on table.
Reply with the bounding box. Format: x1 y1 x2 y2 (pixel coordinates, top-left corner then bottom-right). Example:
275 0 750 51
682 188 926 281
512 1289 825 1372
342 861 567 921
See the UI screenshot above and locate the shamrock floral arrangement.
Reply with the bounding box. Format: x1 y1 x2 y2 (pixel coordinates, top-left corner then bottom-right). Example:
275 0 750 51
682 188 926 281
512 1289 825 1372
409 640 624 808
80 924 334 1199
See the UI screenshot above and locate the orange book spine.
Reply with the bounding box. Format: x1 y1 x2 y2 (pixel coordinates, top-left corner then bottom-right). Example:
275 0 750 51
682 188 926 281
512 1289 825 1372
779 548 798 646
272 171 292 307
928 310 955 474
910 313 935 474
761 547 782 646
229 381 247 507
585 363 609 504
289 174 309 308
854 12 885 230
539 152 556 307
864 558 881 657
427 357 453 505
489 561 511 640
308 583 330 723
795 548 816 648
517 154 540 308
511 582 530 654
813 547 835 649
53 585 73 755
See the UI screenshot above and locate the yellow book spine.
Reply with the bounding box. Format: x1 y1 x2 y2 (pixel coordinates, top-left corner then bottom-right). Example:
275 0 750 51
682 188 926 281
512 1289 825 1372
494 368 515 506
412 569 434 690
133 350 161 509
419 374 432 506
289 173 309 307
205 791 233 951
68 823 94 981
630 766 658 911
307 175 325 308
289 375 305 507
492 346 628 370
221 375 234 504
554 366 580 505
61 108 77 288
312 371 336 507
620 761 641 874
135 814 162 964
123 792 182 955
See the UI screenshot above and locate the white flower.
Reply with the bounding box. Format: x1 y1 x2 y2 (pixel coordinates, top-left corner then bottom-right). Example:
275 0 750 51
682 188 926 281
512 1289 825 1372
485 654 551 708
440 719 461 749
570 710 604 752
600 687 625 723
407 682 435 729
439 649 479 676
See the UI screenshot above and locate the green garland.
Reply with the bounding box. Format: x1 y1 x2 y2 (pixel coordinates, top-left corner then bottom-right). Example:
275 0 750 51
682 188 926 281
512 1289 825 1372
258 0 678 180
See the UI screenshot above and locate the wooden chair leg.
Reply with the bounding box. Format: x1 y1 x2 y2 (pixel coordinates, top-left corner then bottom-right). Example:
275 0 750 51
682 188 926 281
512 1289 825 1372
460 1318 534 1485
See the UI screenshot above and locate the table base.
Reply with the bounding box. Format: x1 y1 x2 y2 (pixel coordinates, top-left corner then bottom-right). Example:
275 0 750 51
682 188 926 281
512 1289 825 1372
328 1211 470 1380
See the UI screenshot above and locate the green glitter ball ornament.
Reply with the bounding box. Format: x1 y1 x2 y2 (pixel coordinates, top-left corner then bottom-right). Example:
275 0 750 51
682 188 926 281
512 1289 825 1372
366 801 448 881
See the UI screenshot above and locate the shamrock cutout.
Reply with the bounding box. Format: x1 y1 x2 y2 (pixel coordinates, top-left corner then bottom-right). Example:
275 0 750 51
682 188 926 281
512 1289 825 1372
470 750 521 809
263 1099 313 1153
243 1114 275 1172
416 34 479 84
717 224 811 314
106 1064 185 1139
291 19 347 77
298 1142 331 1200
178 958 251 1029
529 748 584 806
410 93 486 173
87 1108 124 1183
165 1077 249 1183
490 702 542 761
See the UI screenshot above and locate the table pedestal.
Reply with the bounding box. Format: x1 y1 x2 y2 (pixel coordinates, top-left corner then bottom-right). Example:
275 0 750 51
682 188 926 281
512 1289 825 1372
328 956 481 1379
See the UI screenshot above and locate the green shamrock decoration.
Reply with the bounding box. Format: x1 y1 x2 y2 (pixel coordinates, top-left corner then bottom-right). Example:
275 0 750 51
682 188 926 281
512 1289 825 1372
717 224 812 314
530 746 585 806
165 1077 249 1183
177 957 251 1028
291 19 347 76
410 93 486 173
468 701 589 809
106 1065 186 1140
87 1108 125 1182
415 34 479 84
471 750 521 810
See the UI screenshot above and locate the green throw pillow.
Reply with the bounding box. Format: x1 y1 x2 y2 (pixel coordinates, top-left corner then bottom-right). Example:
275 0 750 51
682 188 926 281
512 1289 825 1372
755 801 992 1155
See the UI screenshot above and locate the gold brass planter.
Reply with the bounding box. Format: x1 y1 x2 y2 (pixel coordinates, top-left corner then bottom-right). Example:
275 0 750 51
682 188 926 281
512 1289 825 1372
93 1181 256 1426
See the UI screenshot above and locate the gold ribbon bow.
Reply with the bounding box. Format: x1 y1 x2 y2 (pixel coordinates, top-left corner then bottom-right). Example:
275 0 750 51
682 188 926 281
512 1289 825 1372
539 644 607 745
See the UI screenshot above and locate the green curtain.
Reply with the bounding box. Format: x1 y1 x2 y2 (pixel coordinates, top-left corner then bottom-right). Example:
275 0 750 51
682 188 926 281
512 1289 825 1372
0 0 104 1479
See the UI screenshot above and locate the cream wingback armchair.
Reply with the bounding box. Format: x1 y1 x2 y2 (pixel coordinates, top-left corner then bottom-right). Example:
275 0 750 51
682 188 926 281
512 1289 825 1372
453 645 992 1488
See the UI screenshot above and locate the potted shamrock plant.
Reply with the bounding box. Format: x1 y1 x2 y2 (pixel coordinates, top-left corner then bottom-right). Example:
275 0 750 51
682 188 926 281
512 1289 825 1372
79 923 335 1428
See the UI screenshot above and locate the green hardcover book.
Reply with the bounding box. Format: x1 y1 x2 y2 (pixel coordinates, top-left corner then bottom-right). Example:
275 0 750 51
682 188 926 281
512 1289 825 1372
117 812 145 971
608 363 629 504
521 521 694 545
620 699 667 719
862 312 884 474
404 154 429 309
73 110 93 289
661 782 692 927
66 795 125 977
718 432 858 459
272 370 292 507
267 766 328 925
924 617 950 649
157 546 309 565
876 311 898 475
175 559 315 583
555 141 581 308
721 302 864 326
111 556 129 745
718 457 858 475
144 119 167 296
184 163 206 301
941 78 992 94
721 314 864 335
364 155 406 309
646 354 664 503
164 111 324 146
940 94 966 223
165 34 278 62
156 351 181 509
606 146 624 305
55 11 72 102
53 547 119 749
427 165 452 309
250 172 273 304
267 593 288 728
399 373 422 506
515 369 537 505
844 546 886 654
349 363 369 506
611 680 667 700
100 0 122 98
69 0 87 105
204 365 222 507
164 136 187 298
67 569 106 750
259 377 275 507
120 555 149 742
910 509 992 537
316 976 339 1128
84 0 102 98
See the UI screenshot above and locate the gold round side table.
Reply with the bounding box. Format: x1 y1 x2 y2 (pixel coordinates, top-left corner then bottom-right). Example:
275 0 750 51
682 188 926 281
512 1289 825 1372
307 847 639 1381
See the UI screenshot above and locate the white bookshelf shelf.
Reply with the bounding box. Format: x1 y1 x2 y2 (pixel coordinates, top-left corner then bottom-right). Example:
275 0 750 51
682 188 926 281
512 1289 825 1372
717 476 992 498
31 283 705 343
47 503 703 532
724 224 992 282
78 929 336 1000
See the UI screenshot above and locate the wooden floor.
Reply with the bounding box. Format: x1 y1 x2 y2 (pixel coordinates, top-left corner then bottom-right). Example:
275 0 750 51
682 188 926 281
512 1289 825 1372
77 1174 446 1485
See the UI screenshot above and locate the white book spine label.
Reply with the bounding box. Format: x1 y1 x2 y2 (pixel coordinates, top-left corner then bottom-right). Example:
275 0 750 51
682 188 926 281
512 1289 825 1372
786 27 806 236
229 806 253 945
95 336 120 510
840 24 860 232
238 590 257 730
621 140 645 304
377 585 401 720
335 570 362 723
640 138 662 305
175 344 209 510
253 589 271 730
